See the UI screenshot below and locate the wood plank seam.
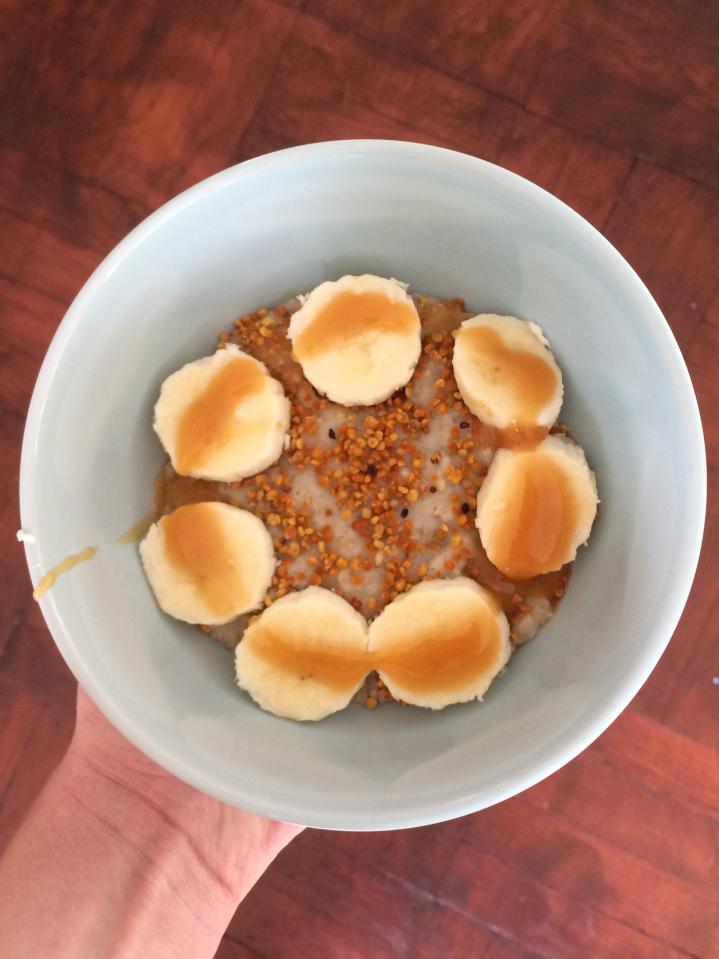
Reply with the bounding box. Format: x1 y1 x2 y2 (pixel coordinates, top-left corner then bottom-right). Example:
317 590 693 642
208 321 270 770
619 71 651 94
598 157 639 231
0 142 153 218
0 269 73 311
370 867 554 959
81 0 306 202
319 836 699 959
5 8 717 227
685 299 719 357
408 845 703 959
513 798 716 943
582 744 719 824
302 9 719 198
653 586 719 726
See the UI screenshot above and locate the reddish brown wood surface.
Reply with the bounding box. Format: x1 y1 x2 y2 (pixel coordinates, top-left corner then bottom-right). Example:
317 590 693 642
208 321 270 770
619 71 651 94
1 2 718 956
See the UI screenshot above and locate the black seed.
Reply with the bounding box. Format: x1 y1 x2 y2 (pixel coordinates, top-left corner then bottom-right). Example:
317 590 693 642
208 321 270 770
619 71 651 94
328 428 336 439
429 486 437 494
400 508 409 518
367 464 377 477
461 502 470 514
460 421 470 429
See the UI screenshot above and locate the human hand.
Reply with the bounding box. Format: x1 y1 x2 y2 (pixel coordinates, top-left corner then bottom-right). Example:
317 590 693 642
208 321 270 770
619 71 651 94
67 686 304 900
0 686 304 958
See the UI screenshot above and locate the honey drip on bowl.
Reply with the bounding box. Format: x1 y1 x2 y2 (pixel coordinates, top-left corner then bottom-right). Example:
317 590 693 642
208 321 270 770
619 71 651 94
294 291 417 358
32 547 98 601
176 355 266 475
163 503 247 617
491 452 578 579
118 511 158 544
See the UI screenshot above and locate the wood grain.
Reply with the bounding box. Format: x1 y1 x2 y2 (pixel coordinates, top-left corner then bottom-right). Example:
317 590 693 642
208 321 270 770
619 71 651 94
305 0 572 105
528 0 719 190
437 841 694 959
603 163 719 354
0 2 717 957
236 12 634 229
307 0 719 190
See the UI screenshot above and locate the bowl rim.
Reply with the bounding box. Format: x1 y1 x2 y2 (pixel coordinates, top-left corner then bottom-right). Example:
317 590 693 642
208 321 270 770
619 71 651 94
20 139 707 830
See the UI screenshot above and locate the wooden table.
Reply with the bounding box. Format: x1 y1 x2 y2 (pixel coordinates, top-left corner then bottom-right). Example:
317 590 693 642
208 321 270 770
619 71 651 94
1 2 717 956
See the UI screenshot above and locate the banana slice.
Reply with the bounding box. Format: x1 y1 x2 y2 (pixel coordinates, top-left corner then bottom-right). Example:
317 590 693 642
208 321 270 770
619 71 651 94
453 314 563 439
476 433 598 579
235 587 370 721
288 274 422 406
368 578 510 709
154 345 290 481
140 501 275 625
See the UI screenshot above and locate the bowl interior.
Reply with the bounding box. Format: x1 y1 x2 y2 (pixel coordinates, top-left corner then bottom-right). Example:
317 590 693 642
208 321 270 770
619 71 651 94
21 142 705 829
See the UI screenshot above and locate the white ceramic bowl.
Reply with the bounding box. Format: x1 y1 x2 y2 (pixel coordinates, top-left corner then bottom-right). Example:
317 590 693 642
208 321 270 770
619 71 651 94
21 141 705 830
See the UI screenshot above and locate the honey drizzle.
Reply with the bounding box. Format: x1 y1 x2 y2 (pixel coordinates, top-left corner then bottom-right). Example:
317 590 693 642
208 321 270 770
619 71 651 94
460 326 556 440
118 511 158 544
491 452 578 580
249 627 371 692
32 547 98 601
375 605 501 693
496 424 549 450
162 503 248 617
294 290 417 359
248 603 502 695
176 355 266 475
